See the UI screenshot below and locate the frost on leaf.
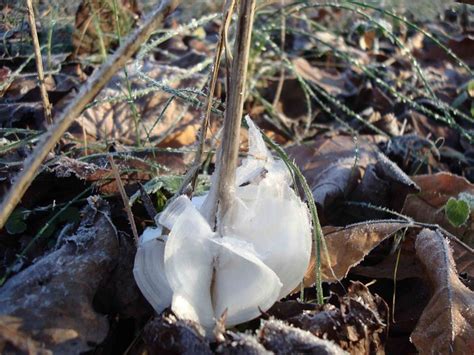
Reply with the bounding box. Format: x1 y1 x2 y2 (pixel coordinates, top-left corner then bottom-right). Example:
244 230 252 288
303 220 409 285
133 118 312 331
411 229 474 354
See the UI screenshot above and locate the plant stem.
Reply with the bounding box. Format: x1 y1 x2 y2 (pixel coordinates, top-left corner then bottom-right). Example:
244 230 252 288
213 0 257 232
108 156 139 245
189 0 237 193
26 0 53 125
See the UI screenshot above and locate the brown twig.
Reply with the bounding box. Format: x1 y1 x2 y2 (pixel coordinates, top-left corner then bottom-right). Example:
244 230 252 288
212 0 257 231
108 156 139 245
26 0 53 125
0 0 177 230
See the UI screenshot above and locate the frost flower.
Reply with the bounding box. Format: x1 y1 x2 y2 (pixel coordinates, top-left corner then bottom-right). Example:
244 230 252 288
133 118 312 330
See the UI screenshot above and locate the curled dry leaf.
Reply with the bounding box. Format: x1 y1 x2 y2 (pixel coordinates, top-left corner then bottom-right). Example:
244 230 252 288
0 198 119 354
134 118 312 331
303 220 409 286
411 229 474 354
287 135 418 223
286 135 375 212
288 282 388 355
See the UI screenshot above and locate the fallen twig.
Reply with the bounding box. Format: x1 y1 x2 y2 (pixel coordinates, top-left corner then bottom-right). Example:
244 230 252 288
0 0 178 229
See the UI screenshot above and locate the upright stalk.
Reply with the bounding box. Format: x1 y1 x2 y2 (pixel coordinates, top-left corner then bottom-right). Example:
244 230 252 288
26 0 53 125
213 0 256 231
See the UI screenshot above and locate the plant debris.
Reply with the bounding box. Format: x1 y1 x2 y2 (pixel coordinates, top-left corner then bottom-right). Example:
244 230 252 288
0 197 119 353
1 1 474 353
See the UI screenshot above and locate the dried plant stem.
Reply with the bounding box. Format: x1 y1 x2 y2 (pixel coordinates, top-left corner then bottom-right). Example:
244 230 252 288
272 0 286 108
26 0 53 125
189 0 236 192
108 156 139 245
213 0 257 230
0 0 177 230
176 0 236 198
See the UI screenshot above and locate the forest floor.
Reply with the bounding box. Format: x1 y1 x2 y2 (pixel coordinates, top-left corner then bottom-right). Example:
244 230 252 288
0 1 473 354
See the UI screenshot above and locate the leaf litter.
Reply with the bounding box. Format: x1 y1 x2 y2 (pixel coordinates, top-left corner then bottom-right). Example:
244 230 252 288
0 1 474 354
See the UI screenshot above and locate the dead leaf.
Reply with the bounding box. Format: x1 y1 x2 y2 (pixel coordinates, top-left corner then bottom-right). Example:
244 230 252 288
216 331 271 354
0 74 74 128
72 60 207 146
292 57 357 97
411 229 474 354
0 198 119 353
359 30 377 51
303 220 409 285
352 224 474 282
289 282 388 355
382 131 441 174
408 111 459 150
258 319 346 354
287 135 418 223
268 301 318 320
143 313 212 355
446 232 474 278
0 316 50 354
351 244 423 281
0 101 44 127
416 34 474 66
402 172 474 247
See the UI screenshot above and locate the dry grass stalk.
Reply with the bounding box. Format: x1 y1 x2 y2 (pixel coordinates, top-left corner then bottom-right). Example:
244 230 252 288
108 156 139 245
26 0 53 125
0 0 178 229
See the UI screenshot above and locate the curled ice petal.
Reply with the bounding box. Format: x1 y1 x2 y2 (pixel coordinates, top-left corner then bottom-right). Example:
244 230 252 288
133 228 172 313
225 183 312 298
140 225 163 244
211 236 282 326
245 116 272 162
158 195 193 230
228 119 312 298
191 194 207 210
164 203 216 328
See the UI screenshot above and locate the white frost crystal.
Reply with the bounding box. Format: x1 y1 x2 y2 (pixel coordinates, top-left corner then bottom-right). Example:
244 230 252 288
133 117 312 331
